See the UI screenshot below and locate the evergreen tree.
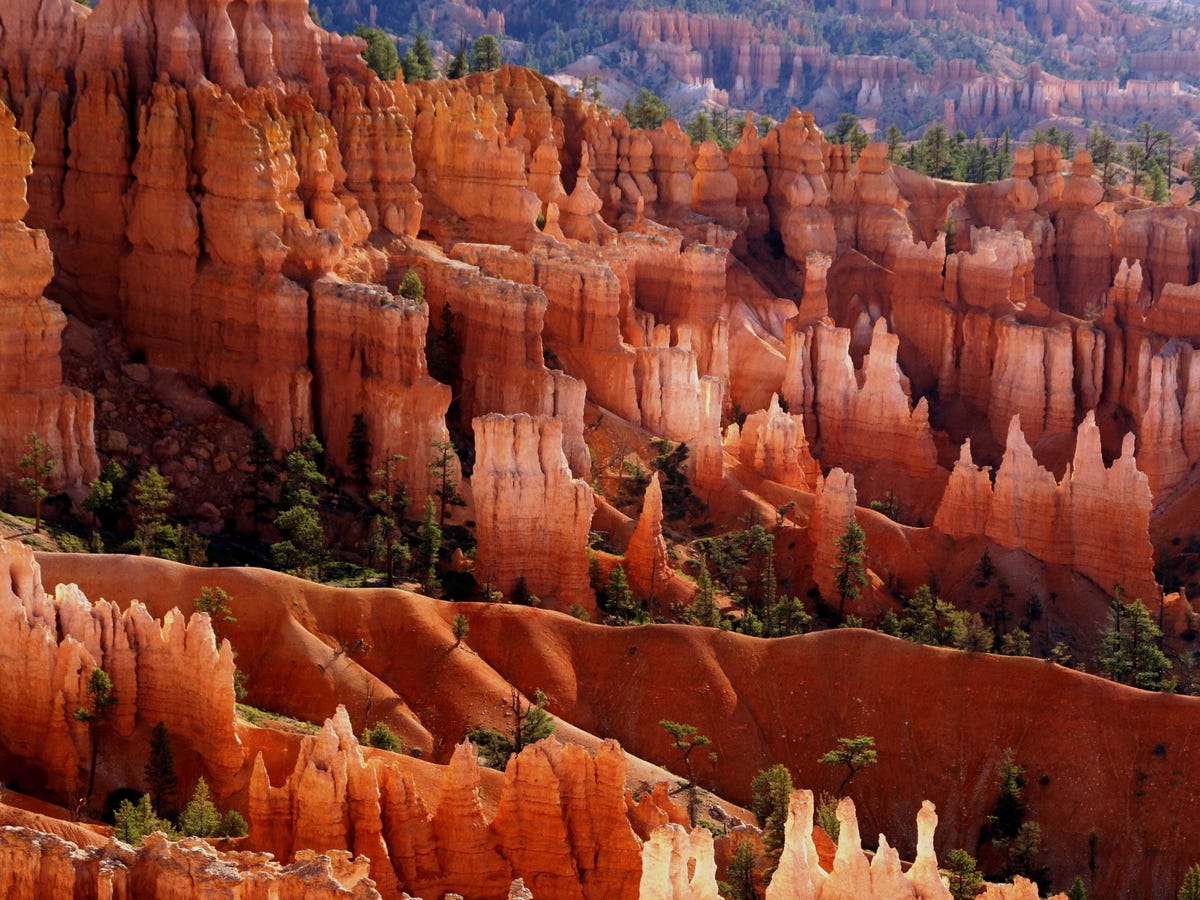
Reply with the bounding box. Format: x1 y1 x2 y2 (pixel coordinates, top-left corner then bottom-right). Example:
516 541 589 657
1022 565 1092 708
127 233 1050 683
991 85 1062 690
884 124 904 163
398 268 425 303
355 26 399 80
17 432 57 532
1099 589 1172 691
1088 126 1121 189
427 438 464 527
446 40 468 79
751 764 794 881
818 734 877 795
987 748 1027 842
425 301 460 386
360 722 403 752
401 34 435 82
659 720 713 826
466 685 554 768
470 35 502 72
131 466 174 556
990 127 1013 181
833 520 868 620
604 563 645 622
144 721 178 818
194 587 235 637
719 839 759 900
271 438 328 579
369 453 409 587
84 460 129 531
686 110 718 144
73 667 116 807
113 794 173 845
962 129 992 183
684 559 722 627
830 113 869 160
1180 864 1200 900
1067 875 1088 900
897 583 968 647
416 497 441 596
1148 160 1169 203
248 428 276 538
915 124 953 178
452 613 470 648
180 777 220 837
944 848 984 900
622 88 670 130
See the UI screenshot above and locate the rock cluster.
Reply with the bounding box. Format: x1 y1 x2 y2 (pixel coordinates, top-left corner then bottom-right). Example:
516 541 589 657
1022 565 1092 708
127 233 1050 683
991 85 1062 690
935 412 1158 602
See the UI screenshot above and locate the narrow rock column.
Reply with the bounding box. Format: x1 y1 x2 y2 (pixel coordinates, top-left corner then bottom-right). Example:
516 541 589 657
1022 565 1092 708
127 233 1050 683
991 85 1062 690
471 414 595 610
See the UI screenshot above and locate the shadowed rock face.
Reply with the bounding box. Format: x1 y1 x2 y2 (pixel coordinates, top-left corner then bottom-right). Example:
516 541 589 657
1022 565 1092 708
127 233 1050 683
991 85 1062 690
0 102 97 496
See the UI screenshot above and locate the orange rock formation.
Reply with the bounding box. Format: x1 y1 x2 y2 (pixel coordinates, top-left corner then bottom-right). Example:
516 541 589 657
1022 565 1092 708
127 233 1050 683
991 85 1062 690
0 101 97 495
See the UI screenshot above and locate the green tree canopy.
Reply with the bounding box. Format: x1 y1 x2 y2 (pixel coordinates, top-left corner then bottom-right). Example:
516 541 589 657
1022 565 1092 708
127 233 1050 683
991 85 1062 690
623 88 670 130
470 35 502 72
401 34 435 82
356 26 399 80
818 734 877 795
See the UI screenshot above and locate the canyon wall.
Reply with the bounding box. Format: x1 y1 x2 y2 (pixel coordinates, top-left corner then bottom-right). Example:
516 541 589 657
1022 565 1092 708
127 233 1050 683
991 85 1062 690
0 100 97 495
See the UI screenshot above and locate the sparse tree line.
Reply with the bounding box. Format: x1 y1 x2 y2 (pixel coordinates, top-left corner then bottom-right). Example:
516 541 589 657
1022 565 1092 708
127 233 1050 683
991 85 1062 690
355 27 503 82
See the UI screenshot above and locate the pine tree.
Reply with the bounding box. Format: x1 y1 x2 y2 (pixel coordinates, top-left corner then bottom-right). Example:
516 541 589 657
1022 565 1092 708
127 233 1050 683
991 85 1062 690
818 734 877 795
470 35 502 72
84 460 128 531
719 839 759 900
401 35 435 82
833 520 868 620
180 777 220 837
1067 875 1088 900
659 720 713 826
1099 589 1172 691
271 437 328 579
355 26 399 80
452 613 470 648
144 721 178 818
884 124 904 163
751 764 794 881
131 466 174 555
446 41 468 79
944 849 985 900
686 559 721 627
622 88 670 130
427 439 464 527
360 722 403 752
686 110 718 144
1180 864 1200 900
369 453 409 587
417 497 441 596
113 794 173 845
17 432 57 532
72 667 116 808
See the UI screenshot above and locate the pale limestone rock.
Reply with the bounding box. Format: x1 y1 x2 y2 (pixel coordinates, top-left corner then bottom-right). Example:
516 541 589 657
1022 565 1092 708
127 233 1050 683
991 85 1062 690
906 802 951 900
765 790 826 900
820 797 872 900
